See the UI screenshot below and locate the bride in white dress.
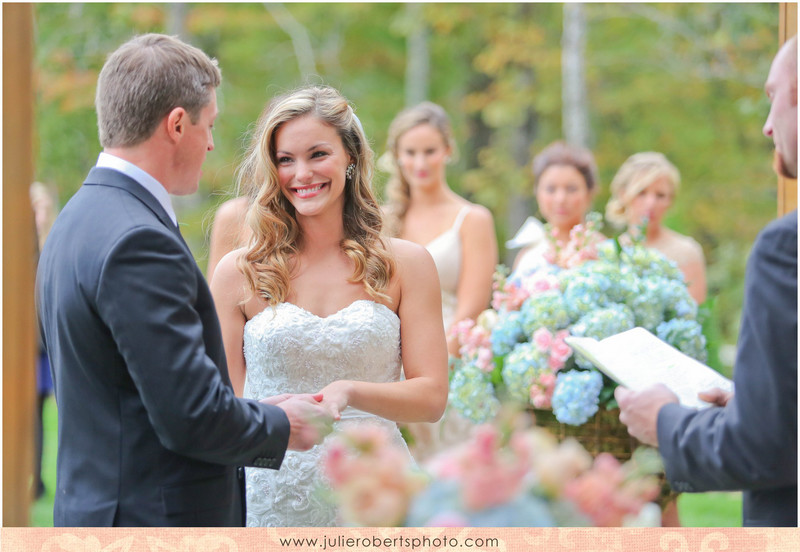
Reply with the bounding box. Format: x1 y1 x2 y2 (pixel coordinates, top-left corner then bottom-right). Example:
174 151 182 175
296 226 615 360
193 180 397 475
210 86 448 527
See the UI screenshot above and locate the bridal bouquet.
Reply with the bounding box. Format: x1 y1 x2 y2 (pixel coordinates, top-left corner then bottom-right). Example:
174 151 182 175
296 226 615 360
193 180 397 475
449 213 707 426
322 414 663 527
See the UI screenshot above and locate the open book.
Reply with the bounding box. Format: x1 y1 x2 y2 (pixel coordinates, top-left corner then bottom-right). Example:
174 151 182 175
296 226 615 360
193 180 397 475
565 327 733 409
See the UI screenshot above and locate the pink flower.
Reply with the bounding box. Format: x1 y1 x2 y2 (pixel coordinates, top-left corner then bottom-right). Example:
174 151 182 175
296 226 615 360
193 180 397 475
491 281 530 311
338 471 418 526
551 337 572 362
476 347 494 373
530 390 551 409
530 372 557 408
562 453 659 527
322 425 424 526
532 328 553 351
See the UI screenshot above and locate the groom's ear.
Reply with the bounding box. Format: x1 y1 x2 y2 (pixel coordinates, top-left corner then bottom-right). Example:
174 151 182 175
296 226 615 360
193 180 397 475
165 107 188 143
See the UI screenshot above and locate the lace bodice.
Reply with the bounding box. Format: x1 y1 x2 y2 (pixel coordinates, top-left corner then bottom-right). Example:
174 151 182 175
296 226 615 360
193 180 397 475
242 300 410 527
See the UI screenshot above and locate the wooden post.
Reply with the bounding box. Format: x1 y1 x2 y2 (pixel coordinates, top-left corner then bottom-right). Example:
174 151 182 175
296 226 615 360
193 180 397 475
3 3 36 527
778 3 797 216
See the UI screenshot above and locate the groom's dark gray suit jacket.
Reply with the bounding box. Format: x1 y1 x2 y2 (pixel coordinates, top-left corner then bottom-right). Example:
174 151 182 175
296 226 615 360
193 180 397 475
37 167 290 527
657 211 797 527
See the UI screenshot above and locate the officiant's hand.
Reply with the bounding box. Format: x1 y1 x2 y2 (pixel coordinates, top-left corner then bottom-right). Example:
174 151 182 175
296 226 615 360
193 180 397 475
615 384 679 447
266 393 336 451
698 387 734 407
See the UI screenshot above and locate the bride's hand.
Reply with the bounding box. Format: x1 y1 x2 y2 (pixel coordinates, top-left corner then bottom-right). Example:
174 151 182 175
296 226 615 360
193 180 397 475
260 392 324 406
318 381 352 419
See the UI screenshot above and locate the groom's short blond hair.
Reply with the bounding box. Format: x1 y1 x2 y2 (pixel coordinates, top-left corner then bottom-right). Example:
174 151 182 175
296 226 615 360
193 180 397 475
95 33 221 148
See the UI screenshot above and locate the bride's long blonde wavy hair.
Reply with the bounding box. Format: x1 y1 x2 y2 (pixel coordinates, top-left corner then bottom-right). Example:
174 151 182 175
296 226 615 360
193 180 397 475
236 86 395 306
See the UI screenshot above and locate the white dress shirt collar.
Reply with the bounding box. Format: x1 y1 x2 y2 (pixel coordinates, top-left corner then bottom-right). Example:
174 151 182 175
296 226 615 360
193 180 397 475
96 152 178 226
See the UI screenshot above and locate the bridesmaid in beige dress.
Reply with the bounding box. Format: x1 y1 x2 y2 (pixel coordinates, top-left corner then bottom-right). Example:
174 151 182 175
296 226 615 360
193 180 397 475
605 152 707 305
382 102 498 460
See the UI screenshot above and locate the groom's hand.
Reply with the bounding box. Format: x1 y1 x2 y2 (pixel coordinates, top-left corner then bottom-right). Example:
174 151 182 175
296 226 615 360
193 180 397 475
271 394 336 451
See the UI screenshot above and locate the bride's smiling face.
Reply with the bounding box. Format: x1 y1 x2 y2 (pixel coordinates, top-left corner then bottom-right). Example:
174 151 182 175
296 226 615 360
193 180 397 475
274 114 352 219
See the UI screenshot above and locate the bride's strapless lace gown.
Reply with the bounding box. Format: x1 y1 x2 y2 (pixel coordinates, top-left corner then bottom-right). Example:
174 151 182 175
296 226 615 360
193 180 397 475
242 300 411 527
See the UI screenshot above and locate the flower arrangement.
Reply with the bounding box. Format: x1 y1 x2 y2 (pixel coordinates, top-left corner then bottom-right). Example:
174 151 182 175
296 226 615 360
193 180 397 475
322 413 663 527
322 425 427 527
449 213 707 427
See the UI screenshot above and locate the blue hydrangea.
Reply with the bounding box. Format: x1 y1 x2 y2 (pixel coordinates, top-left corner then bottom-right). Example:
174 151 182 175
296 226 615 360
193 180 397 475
562 273 611 321
448 361 501 424
608 266 643 306
551 370 604 426
491 310 526 356
624 246 684 281
660 278 698 319
520 291 571 334
501 342 551 404
508 262 561 289
626 276 669 331
656 318 707 362
596 239 621 262
405 480 556 527
570 304 635 369
575 260 640 306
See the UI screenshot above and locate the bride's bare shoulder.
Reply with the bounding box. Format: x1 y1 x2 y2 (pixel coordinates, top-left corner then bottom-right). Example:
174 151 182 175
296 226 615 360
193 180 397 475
386 237 437 277
210 247 248 288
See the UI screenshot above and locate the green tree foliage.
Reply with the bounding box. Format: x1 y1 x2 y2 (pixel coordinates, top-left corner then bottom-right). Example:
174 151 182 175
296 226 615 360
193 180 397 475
32 3 781 367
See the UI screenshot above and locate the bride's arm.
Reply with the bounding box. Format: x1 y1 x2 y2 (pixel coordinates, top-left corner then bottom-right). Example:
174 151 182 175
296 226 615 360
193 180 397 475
210 249 249 397
320 240 449 423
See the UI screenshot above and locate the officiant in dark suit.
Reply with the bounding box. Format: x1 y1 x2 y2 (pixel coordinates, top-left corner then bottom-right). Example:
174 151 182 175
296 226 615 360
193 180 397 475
36 33 335 527
615 36 798 527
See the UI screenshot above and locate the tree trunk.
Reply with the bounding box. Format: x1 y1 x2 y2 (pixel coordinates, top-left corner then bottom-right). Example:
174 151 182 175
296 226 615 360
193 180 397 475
265 2 317 78
562 3 589 147
167 3 188 38
506 67 537 266
404 3 429 106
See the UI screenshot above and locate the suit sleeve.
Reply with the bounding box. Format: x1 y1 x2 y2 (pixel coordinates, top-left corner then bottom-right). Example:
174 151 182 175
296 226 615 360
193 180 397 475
95 225 290 467
657 213 797 493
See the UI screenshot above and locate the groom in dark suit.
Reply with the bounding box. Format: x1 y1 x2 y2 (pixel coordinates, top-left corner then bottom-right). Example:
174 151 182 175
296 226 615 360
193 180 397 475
616 37 797 527
36 33 334 527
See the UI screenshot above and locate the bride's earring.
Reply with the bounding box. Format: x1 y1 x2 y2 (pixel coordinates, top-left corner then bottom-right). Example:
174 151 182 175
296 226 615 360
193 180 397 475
345 163 356 181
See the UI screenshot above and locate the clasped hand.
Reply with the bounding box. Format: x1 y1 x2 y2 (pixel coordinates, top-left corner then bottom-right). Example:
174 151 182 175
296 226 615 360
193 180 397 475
260 392 341 451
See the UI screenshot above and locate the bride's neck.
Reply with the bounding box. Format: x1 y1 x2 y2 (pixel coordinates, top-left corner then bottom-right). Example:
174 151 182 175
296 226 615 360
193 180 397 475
296 215 344 254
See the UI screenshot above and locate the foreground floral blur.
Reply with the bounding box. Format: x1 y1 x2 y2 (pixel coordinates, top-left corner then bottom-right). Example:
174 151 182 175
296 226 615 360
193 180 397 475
322 414 663 527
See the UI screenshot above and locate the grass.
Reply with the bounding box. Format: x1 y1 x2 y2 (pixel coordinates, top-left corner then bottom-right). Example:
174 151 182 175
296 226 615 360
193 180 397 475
31 395 57 527
679 492 743 527
30 395 742 527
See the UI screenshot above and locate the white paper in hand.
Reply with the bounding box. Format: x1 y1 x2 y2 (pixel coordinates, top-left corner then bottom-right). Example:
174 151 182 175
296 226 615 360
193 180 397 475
565 327 733 409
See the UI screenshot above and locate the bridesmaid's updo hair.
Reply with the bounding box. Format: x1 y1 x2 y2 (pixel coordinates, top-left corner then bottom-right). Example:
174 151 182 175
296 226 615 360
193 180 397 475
532 141 598 192
236 85 395 306
382 102 458 236
605 152 680 227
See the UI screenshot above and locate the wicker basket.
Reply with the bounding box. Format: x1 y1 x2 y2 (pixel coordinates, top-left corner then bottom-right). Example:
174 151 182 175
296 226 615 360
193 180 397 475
531 407 678 509
531 407 638 461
